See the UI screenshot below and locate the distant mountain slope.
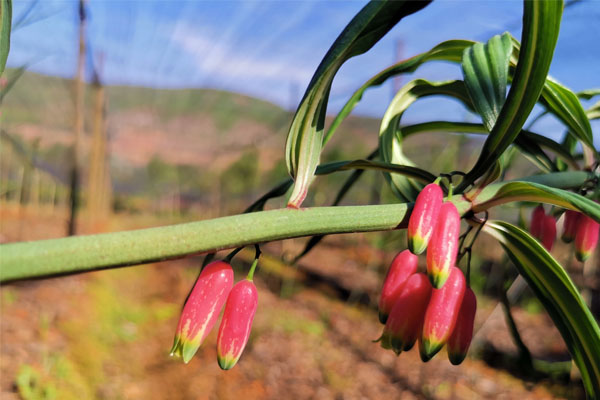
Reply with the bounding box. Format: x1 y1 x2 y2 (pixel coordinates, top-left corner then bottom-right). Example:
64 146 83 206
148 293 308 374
2 69 290 131
1 69 381 169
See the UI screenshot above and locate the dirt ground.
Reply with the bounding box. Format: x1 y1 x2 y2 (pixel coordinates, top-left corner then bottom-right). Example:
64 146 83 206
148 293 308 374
0 205 586 399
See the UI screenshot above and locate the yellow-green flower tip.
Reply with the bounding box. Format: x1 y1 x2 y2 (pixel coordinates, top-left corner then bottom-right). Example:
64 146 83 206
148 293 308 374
408 235 427 255
419 338 443 362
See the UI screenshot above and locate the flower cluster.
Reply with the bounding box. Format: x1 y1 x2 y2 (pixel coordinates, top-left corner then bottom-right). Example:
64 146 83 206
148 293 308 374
170 260 258 370
530 206 599 261
377 182 476 365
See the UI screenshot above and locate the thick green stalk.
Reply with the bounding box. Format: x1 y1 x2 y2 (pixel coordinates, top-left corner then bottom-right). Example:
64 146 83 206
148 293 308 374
0 204 413 282
1 170 593 283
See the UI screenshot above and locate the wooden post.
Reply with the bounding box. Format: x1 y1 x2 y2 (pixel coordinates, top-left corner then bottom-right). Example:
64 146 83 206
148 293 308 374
67 0 86 236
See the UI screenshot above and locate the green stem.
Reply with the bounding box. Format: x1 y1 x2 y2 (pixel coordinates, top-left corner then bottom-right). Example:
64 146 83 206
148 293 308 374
0 203 415 282
0 170 593 283
500 289 534 368
246 245 261 281
247 258 259 281
447 184 454 200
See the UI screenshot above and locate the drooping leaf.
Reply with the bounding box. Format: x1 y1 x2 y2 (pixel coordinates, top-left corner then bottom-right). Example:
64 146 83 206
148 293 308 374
294 149 379 263
243 179 293 213
586 101 600 121
325 39 474 145
539 79 596 156
0 64 24 104
511 134 556 173
484 220 600 398
284 0 431 208
459 1 563 191
461 32 513 131
400 121 578 170
577 89 600 101
472 177 600 222
0 0 12 76
315 158 436 183
379 79 472 201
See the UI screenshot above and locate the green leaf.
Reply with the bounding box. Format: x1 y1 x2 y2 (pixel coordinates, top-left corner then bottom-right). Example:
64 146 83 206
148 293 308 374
402 121 578 171
586 101 600 121
379 79 472 201
459 1 563 191
0 64 24 104
316 158 436 183
462 32 513 131
324 39 474 145
577 89 600 101
540 79 596 156
484 220 600 398
402 121 579 169
294 149 379 263
284 0 431 208
472 177 600 222
0 0 11 76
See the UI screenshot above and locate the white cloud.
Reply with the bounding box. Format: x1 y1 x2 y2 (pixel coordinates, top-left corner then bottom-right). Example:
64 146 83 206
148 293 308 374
170 23 313 84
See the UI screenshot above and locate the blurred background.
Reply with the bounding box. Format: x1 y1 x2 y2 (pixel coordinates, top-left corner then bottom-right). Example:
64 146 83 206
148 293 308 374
1 1 599 399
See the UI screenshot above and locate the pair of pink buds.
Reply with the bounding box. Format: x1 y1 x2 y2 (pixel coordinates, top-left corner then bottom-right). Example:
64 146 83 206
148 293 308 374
531 206 598 260
407 182 460 289
561 209 599 261
170 260 258 370
378 251 476 364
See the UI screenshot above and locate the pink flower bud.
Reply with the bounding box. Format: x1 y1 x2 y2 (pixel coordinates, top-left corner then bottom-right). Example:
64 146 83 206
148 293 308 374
408 183 443 255
380 273 432 355
378 250 418 324
447 287 477 365
419 266 466 361
540 215 556 251
575 215 599 262
530 205 545 239
170 261 234 363
217 279 258 370
426 202 461 288
561 210 580 243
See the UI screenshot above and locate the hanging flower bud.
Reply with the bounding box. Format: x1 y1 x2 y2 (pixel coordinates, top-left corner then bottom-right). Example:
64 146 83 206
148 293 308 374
447 287 477 365
217 279 258 370
540 215 556 251
419 266 466 362
575 215 599 262
378 250 419 324
426 202 461 289
530 205 545 239
561 210 580 243
380 273 432 355
170 261 234 363
408 183 443 255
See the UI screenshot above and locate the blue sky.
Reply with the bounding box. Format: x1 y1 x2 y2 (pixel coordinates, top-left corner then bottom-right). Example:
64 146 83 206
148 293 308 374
6 0 600 142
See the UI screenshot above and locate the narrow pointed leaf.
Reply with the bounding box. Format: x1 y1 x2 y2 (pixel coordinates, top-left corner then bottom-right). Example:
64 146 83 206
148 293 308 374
325 39 474 145
379 79 472 201
461 32 513 131
401 121 579 170
0 0 11 76
294 149 378 263
577 89 600 101
586 101 600 121
285 0 431 208
540 79 596 156
0 65 27 104
472 178 600 222
484 220 600 398
316 158 436 183
459 1 563 190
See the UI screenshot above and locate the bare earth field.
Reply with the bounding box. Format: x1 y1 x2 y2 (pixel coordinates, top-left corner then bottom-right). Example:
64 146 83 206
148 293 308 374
0 205 584 400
